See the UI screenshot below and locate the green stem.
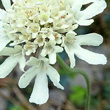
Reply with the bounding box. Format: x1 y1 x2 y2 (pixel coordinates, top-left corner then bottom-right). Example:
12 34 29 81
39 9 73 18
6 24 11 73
57 54 91 110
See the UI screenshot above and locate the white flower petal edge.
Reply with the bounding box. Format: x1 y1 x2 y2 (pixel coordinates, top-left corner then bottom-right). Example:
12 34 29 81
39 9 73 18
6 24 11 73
29 72 49 105
63 32 107 68
65 46 75 68
18 57 63 104
18 52 26 72
49 52 57 64
29 72 48 105
0 36 11 51
74 46 107 65
0 46 22 56
18 66 37 88
75 19 94 26
0 56 18 78
1 0 11 11
0 9 6 20
72 0 84 11
83 0 98 4
77 33 103 46
47 65 64 90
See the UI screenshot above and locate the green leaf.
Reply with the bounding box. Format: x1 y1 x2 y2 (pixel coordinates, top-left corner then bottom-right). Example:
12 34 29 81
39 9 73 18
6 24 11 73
9 106 24 110
69 86 86 106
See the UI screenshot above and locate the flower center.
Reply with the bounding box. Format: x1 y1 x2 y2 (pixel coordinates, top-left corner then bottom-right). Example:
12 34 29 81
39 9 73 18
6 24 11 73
2 0 77 55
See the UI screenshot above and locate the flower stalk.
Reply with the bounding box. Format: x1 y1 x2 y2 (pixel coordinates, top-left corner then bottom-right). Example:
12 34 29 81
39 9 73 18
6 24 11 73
57 54 91 110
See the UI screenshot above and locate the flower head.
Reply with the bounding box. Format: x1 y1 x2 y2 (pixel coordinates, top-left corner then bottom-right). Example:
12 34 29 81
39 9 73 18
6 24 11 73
0 0 107 105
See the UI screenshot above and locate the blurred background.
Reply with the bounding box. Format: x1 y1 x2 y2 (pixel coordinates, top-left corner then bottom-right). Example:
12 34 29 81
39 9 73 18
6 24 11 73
0 0 110 110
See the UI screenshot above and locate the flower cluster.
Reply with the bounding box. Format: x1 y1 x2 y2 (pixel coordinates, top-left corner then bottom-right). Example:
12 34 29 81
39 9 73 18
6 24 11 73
0 0 107 104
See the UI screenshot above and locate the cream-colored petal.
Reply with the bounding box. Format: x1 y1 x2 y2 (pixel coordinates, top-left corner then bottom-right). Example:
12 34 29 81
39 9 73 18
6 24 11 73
0 46 22 56
76 19 94 26
0 56 18 78
79 0 107 20
49 52 56 64
29 72 49 105
0 36 10 51
0 21 3 32
47 65 64 90
1 0 11 10
72 0 84 11
0 9 6 20
41 48 47 57
18 66 37 88
48 46 63 64
83 0 97 4
18 54 26 72
76 33 103 46
65 46 75 68
74 46 107 65
55 46 63 53
26 57 40 67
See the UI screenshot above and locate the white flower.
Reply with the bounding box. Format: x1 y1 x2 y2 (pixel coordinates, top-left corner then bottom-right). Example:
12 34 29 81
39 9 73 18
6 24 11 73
0 46 26 78
40 28 55 40
24 41 38 56
18 57 64 105
41 40 63 64
39 11 53 25
34 34 45 47
62 31 107 68
53 32 62 44
0 0 107 105
72 0 107 26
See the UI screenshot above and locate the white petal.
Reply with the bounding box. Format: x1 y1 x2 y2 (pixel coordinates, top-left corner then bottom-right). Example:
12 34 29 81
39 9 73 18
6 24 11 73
1 0 11 10
62 35 76 68
49 52 56 64
72 0 84 11
74 46 107 65
0 46 22 56
32 33 38 38
0 21 3 32
0 47 14 56
0 36 10 51
77 33 103 46
0 56 18 78
18 54 26 72
26 57 40 67
79 0 107 20
76 19 94 26
47 65 64 90
29 72 49 105
55 46 63 53
41 48 47 57
0 9 6 20
18 66 37 88
49 46 63 64
64 46 75 68
83 0 97 4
